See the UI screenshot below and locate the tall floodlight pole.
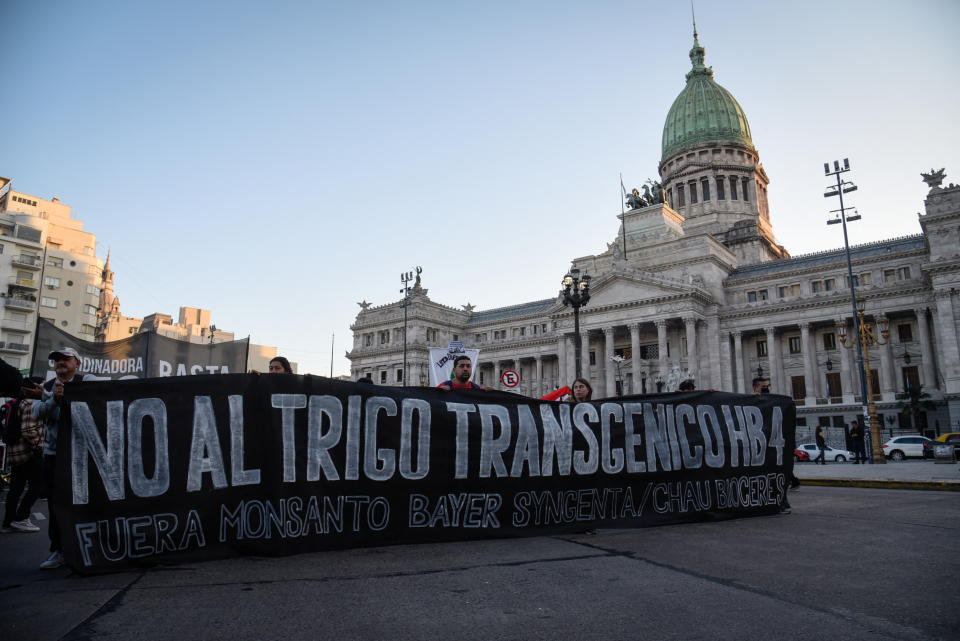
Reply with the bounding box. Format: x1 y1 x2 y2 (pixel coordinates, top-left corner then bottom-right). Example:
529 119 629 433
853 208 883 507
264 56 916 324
823 158 883 463
561 268 592 379
400 269 414 387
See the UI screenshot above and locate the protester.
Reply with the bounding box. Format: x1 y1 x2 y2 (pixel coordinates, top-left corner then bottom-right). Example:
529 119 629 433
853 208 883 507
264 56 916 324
751 376 770 394
1 392 44 534
437 356 489 391
678 379 696 392
566 378 593 402
357 374 375 384
814 425 827 465
268 356 293 374
35 348 91 569
849 419 867 464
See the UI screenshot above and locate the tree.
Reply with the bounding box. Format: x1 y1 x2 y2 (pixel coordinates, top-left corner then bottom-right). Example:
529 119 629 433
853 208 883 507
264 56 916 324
897 385 936 432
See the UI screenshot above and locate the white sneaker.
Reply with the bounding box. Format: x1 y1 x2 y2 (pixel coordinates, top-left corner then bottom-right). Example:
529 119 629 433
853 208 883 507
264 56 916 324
10 519 40 533
39 551 64 570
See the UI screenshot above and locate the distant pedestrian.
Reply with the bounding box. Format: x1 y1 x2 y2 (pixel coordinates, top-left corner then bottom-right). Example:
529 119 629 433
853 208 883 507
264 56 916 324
849 420 867 464
814 425 827 465
678 379 695 392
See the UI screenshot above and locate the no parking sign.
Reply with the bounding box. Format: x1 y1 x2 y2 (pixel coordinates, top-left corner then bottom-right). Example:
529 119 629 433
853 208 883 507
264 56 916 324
500 369 520 388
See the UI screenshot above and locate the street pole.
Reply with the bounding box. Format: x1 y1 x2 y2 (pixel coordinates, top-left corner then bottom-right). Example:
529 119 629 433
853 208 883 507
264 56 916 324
400 269 414 387
824 158 877 461
561 268 591 380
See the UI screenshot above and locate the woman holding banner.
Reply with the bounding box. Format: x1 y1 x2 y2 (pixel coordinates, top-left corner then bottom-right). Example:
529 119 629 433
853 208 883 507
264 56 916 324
568 378 593 402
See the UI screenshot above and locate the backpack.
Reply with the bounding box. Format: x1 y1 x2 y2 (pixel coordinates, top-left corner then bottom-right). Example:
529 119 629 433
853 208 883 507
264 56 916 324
1 397 22 445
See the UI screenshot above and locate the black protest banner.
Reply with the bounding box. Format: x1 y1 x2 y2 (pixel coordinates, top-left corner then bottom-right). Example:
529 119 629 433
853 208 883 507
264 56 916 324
32 318 149 380
56 375 795 573
31 318 249 380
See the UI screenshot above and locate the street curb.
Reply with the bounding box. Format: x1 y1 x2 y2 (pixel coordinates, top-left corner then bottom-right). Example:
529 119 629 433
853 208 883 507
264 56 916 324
800 478 960 491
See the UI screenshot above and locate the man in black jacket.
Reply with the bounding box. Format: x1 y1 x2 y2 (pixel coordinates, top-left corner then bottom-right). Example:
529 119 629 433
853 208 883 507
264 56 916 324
0 357 42 398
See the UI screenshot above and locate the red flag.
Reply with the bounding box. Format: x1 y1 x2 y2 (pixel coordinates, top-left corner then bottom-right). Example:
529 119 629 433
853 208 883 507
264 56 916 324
540 386 571 401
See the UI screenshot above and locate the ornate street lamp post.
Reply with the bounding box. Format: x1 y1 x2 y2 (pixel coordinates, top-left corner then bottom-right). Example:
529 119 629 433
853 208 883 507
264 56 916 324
561 268 591 379
837 298 889 464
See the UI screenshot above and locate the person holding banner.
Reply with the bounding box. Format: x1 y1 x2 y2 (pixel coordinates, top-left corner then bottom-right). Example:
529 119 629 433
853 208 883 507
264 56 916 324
35 347 92 569
436 355 490 391
565 378 593 402
268 356 293 374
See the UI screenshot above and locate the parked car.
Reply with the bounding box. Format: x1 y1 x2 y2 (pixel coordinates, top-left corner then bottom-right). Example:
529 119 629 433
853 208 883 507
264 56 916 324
881 435 931 461
796 443 854 462
794 448 810 462
925 432 960 457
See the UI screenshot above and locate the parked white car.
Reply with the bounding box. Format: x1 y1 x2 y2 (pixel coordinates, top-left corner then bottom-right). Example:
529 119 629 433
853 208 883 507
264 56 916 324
796 443 855 462
882 435 931 461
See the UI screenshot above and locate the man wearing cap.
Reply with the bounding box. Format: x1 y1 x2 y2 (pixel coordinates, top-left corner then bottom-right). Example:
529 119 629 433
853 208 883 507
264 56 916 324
35 347 89 569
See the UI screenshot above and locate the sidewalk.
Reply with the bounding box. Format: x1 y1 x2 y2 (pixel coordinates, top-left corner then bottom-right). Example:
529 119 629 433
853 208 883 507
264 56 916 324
794 459 960 490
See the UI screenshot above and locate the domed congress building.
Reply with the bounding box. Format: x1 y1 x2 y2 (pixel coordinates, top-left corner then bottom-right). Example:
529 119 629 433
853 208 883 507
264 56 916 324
348 35 960 440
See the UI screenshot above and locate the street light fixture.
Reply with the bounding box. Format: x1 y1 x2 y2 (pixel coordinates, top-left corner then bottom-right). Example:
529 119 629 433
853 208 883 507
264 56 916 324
561 268 591 379
837 298 889 463
399 268 417 387
824 157 879 461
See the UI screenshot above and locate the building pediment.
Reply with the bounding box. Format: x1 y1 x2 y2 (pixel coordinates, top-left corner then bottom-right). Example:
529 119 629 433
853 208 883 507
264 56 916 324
576 269 706 309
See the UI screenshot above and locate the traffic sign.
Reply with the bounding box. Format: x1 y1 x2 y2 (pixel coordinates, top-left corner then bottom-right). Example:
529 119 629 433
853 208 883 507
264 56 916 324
501 369 520 388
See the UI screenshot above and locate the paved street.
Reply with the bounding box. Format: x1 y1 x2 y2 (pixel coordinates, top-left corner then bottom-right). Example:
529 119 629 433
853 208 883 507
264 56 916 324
2 480 958 641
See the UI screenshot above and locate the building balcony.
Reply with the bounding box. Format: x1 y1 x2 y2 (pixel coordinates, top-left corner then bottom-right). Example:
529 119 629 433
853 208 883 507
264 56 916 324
0 318 31 333
3 297 37 311
11 254 42 270
0 341 30 354
7 276 37 290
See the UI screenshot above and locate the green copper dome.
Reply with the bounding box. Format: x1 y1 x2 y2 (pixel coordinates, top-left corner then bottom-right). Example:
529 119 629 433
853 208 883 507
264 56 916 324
661 36 754 160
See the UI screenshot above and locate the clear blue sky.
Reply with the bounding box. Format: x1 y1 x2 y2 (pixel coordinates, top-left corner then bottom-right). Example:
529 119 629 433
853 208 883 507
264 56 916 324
4 0 958 376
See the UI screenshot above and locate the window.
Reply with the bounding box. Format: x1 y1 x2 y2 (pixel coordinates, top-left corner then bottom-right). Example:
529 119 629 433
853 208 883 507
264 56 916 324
791 376 806 400
589 351 596 366
741 178 750 201
884 266 911 283
88 265 100 275
379 330 389 345
777 284 800 298
788 336 801 354
80 324 95 335
639 344 658 359
380 371 387 384
452 334 459 341
363 333 373 346
426 328 438 342
756 339 767 357
44 276 60 288
811 278 835 293
825 372 842 400
700 179 710 201
86 285 101 296
897 323 913 343
689 182 698 203
396 369 403 382
667 188 673 206
823 332 836 351
868 369 880 400
902 366 920 391
677 184 686 207
746 289 768 303
614 347 633 360
729 177 738 200
41 296 57 308
716 178 726 200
